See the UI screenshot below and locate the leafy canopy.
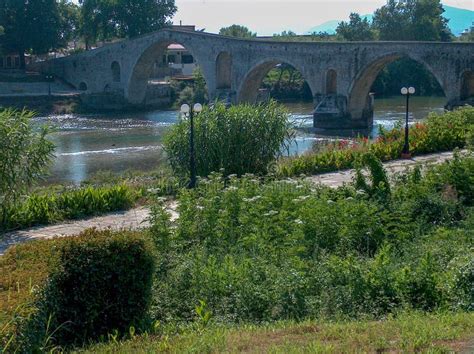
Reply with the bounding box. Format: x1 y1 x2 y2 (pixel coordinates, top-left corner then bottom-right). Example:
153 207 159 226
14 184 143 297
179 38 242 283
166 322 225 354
336 13 375 41
372 0 452 41
219 25 257 38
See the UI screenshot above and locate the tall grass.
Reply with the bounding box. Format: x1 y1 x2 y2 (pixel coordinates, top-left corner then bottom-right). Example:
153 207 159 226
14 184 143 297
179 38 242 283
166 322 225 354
163 101 293 177
1 184 136 231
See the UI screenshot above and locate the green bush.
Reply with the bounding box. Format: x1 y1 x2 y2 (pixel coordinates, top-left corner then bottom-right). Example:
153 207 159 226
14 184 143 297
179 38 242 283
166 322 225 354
163 101 293 178
13 229 155 350
277 107 474 177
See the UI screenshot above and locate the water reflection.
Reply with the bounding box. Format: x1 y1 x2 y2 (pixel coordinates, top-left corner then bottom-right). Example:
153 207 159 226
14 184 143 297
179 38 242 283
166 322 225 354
37 96 446 184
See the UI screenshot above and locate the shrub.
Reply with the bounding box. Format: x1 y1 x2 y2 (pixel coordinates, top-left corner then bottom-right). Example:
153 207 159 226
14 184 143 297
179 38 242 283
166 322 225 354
12 229 155 350
163 101 293 177
0 109 55 226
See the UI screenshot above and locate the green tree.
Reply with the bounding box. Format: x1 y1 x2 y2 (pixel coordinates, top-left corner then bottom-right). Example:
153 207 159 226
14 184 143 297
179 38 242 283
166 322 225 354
219 25 257 38
0 0 69 68
79 0 176 47
0 110 55 227
372 0 452 41
336 13 375 41
115 0 177 38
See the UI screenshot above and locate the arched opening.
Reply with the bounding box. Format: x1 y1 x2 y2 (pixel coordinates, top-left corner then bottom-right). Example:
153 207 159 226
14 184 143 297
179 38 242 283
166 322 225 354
111 61 121 83
461 71 474 100
349 55 446 125
216 52 232 89
128 41 208 106
78 82 88 91
326 69 337 94
238 60 313 105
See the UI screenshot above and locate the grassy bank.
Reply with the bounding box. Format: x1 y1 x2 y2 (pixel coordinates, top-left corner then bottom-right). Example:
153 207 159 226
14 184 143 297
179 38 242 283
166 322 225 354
78 312 474 353
278 107 474 177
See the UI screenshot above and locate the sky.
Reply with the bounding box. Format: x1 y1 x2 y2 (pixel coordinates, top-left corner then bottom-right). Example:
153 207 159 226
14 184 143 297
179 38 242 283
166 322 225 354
172 0 473 35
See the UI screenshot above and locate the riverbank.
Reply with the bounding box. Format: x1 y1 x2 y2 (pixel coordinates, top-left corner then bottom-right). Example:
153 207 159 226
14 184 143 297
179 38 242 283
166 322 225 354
0 149 465 256
0 95 83 115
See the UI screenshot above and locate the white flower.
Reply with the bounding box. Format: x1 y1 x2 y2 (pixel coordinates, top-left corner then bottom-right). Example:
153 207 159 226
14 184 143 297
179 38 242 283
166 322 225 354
227 186 238 191
264 210 279 217
294 219 303 225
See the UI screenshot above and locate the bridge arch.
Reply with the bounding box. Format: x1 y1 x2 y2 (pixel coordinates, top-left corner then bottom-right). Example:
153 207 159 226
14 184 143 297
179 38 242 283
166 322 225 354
126 38 210 105
216 52 232 89
348 53 446 119
237 58 314 104
461 70 474 100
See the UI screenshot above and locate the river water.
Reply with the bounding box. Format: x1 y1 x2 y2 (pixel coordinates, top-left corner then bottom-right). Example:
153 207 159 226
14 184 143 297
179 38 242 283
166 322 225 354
36 96 446 184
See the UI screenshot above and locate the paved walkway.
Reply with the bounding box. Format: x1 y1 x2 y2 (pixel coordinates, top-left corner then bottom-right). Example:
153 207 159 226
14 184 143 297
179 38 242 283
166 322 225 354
0 150 467 256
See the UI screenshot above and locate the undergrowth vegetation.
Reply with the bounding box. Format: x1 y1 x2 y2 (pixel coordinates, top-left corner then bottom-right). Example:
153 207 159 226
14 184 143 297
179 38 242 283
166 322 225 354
277 107 474 176
1 152 473 351
148 151 474 324
0 184 137 232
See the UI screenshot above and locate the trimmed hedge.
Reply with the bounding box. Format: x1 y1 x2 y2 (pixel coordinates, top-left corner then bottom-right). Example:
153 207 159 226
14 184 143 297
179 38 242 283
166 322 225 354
2 229 155 351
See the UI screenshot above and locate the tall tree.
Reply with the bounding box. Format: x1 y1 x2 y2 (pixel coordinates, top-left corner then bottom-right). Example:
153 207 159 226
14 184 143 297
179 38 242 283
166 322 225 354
0 0 67 68
372 0 452 41
336 13 375 41
219 25 257 38
79 0 176 47
115 0 177 38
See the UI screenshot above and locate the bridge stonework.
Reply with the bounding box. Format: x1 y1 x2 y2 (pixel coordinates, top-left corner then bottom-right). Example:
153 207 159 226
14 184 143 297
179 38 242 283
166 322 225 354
35 29 474 130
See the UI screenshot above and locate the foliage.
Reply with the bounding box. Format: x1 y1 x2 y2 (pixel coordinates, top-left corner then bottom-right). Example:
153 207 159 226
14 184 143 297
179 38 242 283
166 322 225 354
372 0 452 41
372 57 445 96
271 31 337 42
219 25 257 38
3 229 155 351
336 13 375 41
163 101 293 178
261 64 312 101
0 0 73 67
79 0 176 46
1 184 136 232
0 109 55 228
78 312 474 353
277 107 474 177
146 154 474 326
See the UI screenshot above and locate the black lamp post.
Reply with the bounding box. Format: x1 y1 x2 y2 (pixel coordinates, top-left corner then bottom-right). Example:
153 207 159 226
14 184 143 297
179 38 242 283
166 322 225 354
45 74 54 96
401 86 415 158
180 103 203 188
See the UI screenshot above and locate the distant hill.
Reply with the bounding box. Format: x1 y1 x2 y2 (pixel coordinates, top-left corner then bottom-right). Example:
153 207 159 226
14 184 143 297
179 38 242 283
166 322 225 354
306 5 473 36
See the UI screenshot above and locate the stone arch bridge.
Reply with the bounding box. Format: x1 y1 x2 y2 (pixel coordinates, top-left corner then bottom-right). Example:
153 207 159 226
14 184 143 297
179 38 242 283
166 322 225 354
35 29 474 130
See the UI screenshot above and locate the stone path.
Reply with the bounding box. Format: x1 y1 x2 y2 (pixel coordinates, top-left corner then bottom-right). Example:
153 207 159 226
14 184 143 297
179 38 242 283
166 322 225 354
0 150 467 256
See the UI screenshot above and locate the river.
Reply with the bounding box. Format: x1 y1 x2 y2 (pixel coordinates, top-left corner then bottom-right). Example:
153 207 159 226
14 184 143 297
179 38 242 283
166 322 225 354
35 96 446 184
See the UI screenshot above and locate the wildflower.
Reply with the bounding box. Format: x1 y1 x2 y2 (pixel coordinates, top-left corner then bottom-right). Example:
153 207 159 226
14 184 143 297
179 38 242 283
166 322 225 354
227 186 238 191
294 219 303 225
264 210 278 217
